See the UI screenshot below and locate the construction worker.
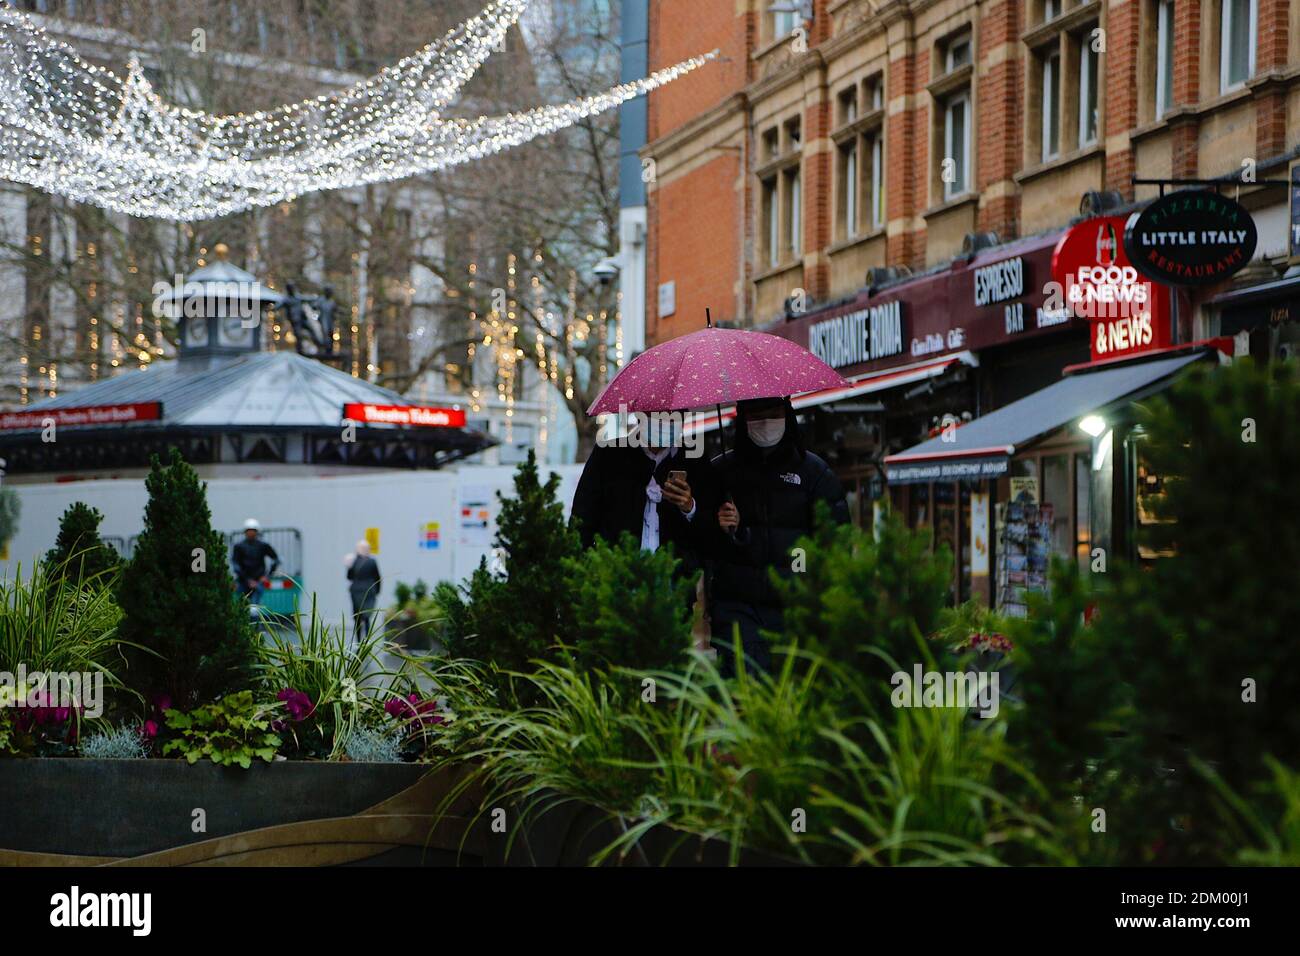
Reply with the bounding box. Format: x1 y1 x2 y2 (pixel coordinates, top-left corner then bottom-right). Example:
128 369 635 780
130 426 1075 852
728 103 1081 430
232 518 279 602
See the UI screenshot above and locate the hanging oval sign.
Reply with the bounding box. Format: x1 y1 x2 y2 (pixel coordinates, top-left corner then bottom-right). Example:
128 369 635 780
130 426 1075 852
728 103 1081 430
1123 189 1257 286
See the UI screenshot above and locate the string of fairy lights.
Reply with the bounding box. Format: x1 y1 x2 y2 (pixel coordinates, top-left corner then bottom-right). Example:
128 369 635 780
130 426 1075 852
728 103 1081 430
0 0 715 220
5 0 692 438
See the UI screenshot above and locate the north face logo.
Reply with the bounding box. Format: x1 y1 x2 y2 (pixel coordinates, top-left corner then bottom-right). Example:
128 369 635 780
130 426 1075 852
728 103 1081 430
780 472 801 485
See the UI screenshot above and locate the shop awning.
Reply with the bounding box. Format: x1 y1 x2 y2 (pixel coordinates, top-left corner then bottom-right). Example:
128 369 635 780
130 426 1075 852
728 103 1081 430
685 352 976 435
883 351 1212 484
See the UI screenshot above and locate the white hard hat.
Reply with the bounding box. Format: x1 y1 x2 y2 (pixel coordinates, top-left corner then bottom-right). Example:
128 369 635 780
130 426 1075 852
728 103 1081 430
243 518 261 531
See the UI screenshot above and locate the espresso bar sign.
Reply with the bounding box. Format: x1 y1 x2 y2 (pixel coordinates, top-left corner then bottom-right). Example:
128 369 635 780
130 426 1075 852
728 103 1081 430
1124 190 1257 286
809 300 905 369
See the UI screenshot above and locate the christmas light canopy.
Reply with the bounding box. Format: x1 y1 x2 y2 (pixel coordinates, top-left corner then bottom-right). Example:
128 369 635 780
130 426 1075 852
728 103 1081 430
0 0 714 221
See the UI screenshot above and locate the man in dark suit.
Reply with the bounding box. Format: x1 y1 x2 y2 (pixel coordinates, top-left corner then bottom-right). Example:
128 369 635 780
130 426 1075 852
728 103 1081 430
570 414 715 581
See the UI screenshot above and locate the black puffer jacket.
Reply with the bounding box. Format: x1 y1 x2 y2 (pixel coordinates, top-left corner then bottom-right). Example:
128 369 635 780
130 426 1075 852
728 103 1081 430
710 406 849 608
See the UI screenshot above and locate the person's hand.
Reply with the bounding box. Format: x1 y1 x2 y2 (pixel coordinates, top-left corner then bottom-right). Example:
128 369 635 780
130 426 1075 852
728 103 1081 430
718 501 740 532
246 578 258 589
662 475 694 513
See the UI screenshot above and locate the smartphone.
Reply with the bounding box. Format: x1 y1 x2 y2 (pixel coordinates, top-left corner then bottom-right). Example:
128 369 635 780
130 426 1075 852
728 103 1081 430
667 470 687 485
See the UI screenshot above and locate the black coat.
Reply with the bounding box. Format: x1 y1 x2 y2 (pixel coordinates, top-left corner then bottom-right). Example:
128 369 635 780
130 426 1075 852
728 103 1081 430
232 537 279 580
347 555 381 609
709 412 849 609
570 443 716 574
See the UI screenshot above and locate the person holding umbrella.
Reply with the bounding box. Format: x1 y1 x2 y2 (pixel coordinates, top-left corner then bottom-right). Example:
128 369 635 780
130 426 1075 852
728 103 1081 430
710 396 849 674
584 311 849 672
571 412 714 582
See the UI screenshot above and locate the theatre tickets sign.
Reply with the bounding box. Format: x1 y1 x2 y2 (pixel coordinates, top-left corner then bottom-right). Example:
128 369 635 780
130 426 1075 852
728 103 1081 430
1124 190 1257 287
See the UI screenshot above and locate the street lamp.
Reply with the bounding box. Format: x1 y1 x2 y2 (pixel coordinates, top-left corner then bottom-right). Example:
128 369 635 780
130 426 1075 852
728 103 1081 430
594 256 621 286
1079 414 1107 437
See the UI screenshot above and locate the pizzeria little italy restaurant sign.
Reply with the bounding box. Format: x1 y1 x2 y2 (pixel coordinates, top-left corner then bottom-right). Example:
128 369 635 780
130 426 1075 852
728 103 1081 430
1124 190 1258 286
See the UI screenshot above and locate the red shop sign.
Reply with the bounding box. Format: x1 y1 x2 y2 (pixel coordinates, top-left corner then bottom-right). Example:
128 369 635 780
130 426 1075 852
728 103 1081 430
0 402 163 431
1052 216 1171 362
342 403 467 427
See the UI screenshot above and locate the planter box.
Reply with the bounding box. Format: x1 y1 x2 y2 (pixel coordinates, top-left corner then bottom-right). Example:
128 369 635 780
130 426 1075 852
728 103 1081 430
0 759 792 866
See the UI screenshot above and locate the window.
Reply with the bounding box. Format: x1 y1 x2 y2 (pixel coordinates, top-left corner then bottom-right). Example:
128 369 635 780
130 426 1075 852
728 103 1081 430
763 128 780 161
1220 0 1257 91
786 167 801 256
838 87 858 125
869 135 884 228
868 77 884 111
946 37 972 72
1043 0 1060 21
833 75 885 240
943 93 971 198
840 142 859 238
773 8 800 39
1042 50 1060 160
759 119 803 267
1078 37 1099 146
763 177 780 268
1155 0 1175 117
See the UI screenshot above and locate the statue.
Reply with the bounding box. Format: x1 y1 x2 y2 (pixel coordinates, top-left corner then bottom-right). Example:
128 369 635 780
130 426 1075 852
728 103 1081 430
280 281 344 359
311 285 338 351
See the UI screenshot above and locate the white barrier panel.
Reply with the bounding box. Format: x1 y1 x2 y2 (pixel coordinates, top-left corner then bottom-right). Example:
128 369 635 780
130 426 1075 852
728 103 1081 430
0 463 585 627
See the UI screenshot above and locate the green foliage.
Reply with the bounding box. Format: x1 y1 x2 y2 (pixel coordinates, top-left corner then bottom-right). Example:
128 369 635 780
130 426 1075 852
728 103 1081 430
116 448 257 707
563 533 691 672
255 599 398 759
1199 757 1300 866
161 691 280 768
772 506 951 708
44 503 120 591
1002 563 1120 806
933 599 1014 651
0 561 127 680
1100 360 1300 774
1005 359 1300 864
0 486 20 550
0 711 19 757
433 645 1062 866
434 451 579 698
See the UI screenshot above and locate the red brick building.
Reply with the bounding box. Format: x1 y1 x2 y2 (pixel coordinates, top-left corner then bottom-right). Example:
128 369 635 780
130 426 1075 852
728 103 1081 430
644 0 1300 337
642 0 1300 607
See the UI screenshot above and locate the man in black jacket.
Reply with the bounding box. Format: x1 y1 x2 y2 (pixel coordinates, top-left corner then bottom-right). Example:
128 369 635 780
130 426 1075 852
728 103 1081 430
710 396 849 674
231 518 279 602
571 414 715 581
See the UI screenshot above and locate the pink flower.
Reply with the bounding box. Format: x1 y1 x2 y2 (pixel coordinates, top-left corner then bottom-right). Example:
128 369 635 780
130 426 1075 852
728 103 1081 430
142 720 159 739
276 688 315 723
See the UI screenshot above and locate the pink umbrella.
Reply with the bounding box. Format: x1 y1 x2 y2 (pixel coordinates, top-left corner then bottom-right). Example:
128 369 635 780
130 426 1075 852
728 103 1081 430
586 322 847 416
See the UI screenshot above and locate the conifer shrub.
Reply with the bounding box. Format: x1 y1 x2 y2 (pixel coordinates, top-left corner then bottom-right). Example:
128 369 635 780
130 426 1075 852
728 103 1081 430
44 502 120 591
116 449 256 708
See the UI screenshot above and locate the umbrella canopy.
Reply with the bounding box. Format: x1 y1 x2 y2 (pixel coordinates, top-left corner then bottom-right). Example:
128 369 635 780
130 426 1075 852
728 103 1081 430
587 326 847 415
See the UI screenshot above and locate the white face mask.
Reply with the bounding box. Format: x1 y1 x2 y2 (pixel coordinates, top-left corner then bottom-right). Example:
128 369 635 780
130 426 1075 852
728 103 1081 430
747 418 786 448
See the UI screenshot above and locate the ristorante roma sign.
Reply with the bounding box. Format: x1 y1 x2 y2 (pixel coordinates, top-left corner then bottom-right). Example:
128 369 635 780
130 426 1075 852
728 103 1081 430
1124 190 1257 286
